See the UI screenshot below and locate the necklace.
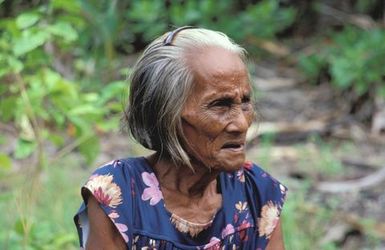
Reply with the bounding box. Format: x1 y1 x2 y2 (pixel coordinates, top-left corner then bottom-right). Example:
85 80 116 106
170 212 214 237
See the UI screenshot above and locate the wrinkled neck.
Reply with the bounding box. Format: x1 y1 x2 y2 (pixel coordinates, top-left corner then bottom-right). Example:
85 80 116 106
147 154 220 198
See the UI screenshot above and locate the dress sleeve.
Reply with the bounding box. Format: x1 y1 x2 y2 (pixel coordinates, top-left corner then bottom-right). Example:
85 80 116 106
243 161 287 244
73 160 133 247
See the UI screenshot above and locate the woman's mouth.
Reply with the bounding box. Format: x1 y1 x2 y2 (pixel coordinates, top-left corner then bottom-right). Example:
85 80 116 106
221 142 245 151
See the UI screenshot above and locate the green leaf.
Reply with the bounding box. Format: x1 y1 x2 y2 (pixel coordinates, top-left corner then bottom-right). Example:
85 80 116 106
330 57 354 89
0 153 12 170
78 135 100 165
99 81 126 104
13 31 49 56
51 233 77 247
14 139 37 159
14 218 33 236
0 96 18 122
7 57 24 73
51 0 81 13
47 133 65 147
16 13 40 29
47 22 78 42
299 54 325 80
68 116 91 135
18 115 35 141
95 116 119 132
69 105 103 116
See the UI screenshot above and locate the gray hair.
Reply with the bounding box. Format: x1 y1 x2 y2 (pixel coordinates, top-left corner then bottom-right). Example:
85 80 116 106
124 27 247 169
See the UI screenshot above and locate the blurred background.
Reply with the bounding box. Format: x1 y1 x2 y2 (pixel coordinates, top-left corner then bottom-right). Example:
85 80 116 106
1 0 385 249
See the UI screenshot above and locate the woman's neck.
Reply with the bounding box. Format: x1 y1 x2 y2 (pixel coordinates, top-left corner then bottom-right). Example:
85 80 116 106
147 154 220 198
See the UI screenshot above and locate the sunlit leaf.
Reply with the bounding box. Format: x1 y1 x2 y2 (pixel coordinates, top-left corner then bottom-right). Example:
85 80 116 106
12 31 49 56
16 13 40 29
69 105 103 116
47 22 78 42
18 115 35 141
51 0 81 13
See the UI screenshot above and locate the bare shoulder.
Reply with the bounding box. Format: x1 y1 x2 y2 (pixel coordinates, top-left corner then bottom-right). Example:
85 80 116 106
86 195 126 250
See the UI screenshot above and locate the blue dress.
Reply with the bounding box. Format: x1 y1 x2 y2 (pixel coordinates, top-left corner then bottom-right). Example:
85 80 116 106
74 157 287 249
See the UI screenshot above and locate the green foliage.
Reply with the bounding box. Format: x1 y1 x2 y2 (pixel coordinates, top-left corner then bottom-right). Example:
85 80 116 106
79 0 295 54
0 2 128 167
299 26 385 98
0 157 87 249
166 0 296 49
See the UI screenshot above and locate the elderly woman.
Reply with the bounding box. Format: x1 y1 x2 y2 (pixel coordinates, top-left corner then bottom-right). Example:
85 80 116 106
74 27 287 250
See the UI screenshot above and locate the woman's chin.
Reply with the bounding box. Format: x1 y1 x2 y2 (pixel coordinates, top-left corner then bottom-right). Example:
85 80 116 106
214 156 246 172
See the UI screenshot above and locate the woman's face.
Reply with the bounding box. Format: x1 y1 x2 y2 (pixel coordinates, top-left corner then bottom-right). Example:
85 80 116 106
181 46 254 172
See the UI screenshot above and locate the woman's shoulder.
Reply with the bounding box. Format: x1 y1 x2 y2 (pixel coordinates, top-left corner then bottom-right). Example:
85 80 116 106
242 160 288 212
242 161 288 240
89 157 148 177
82 157 148 204
243 161 287 195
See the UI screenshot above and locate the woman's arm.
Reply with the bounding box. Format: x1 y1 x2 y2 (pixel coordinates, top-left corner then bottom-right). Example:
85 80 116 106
266 220 285 250
86 195 126 250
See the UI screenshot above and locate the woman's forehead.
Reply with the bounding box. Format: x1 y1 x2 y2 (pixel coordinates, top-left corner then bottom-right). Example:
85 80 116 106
187 77 251 106
186 46 247 78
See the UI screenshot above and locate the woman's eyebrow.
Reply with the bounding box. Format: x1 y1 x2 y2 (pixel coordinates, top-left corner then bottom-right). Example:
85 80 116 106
203 92 234 101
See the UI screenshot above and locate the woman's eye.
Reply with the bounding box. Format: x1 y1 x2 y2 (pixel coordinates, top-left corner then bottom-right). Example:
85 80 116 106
211 98 233 107
242 96 251 103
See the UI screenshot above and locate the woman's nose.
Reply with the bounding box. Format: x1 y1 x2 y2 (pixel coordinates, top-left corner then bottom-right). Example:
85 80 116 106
225 109 250 134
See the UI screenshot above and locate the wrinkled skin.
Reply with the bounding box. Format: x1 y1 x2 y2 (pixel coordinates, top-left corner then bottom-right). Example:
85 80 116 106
181 46 254 172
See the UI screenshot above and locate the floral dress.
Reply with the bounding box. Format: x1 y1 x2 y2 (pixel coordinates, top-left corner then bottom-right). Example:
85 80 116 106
74 157 287 249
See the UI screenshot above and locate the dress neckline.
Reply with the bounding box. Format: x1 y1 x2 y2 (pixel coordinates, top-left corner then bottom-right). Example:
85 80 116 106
138 156 226 232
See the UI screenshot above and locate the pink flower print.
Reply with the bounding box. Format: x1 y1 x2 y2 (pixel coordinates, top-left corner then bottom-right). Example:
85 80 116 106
108 211 119 219
243 161 253 170
107 212 129 243
94 187 113 205
237 220 252 231
237 170 245 182
203 237 221 250
141 172 163 206
115 223 129 242
221 224 235 238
